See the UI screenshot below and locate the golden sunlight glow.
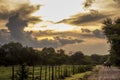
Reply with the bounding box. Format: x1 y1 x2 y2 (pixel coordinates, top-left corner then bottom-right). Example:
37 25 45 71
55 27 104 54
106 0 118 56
30 0 86 22
37 36 54 40
81 25 102 31
25 23 76 32
24 0 102 32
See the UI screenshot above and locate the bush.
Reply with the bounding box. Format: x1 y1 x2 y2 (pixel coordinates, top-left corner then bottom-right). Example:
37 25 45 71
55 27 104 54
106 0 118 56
15 64 29 80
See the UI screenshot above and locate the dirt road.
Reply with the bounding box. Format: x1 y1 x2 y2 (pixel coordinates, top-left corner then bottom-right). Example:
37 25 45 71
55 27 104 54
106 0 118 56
88 66 120 80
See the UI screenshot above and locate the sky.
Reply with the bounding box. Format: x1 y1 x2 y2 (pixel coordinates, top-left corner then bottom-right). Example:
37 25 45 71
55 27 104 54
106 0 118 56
0 0 119 55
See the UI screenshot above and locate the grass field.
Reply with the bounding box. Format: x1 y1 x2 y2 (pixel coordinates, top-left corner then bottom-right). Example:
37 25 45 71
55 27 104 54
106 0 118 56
0 65 93 80
0 65 73 80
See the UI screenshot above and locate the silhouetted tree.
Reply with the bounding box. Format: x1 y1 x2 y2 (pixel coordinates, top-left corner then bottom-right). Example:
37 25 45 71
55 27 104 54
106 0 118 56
102 18 120 66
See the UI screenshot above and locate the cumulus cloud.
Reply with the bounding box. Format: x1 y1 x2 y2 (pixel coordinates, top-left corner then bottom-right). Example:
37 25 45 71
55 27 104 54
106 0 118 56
0 0 44 46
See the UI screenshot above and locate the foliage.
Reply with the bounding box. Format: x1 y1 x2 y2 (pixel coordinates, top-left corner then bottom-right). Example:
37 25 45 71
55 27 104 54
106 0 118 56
0 42 108 66
15 64 29 80
102 18 120 66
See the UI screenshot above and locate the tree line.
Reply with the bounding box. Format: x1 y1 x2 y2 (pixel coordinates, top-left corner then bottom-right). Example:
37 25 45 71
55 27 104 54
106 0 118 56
0 42 108 66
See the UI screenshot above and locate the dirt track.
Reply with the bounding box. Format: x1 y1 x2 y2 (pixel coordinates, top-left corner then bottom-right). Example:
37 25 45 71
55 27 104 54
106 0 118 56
88 66 120 80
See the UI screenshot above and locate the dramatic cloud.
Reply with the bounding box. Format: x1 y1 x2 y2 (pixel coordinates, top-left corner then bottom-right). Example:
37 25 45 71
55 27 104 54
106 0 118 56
58 10 112 26
63 38 109 55
0 29 11 44
81 29 105 39
113 0 120 6
32 28 105 40
0 0 29 20
6 13 27 41
0 0 113 54
34 37 83 48
81 28 91 33
54 37 83 46
92 29 105 38
0 0 84 48
0 29 84 48
0 0 43 45
83 0 96 8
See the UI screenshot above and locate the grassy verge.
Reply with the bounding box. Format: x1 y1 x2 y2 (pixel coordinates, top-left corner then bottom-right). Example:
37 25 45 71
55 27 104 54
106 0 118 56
64 71 92 80
64 65 100 80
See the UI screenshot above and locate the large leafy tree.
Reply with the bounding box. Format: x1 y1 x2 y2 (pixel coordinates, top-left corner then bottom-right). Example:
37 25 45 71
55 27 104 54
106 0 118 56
70 51 85 65
102 18 120 66
1 42 23 65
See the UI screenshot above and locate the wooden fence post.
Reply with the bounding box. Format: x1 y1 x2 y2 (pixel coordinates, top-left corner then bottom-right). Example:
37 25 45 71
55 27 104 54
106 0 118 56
45 65 47 80
51 65 54 80
68 65 70 77
32 65 35 80
55 65 57 79
58 65 60 78
40 65 42 80
12 65 14 80
49 66 51 80
72 65 75 75
60 66 63 78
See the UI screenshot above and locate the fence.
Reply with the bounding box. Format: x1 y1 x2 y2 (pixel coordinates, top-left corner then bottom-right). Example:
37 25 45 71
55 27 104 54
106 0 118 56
0 65 93 80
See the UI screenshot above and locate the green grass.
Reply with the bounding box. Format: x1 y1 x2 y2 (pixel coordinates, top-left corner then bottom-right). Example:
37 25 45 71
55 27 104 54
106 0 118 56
64 71 92 80
0 65 93 80
64 65 99 80
0 65 72 80
0 66 12 80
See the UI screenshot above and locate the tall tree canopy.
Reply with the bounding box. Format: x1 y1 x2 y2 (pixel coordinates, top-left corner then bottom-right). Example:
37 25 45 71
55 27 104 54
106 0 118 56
102 18 120 66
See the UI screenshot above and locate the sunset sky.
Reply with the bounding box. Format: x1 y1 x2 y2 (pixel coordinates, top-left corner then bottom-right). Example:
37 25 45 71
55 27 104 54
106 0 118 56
0 0 119 55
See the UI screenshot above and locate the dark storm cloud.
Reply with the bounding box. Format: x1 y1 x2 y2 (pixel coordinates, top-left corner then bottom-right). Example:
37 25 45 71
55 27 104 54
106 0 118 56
18 36 84 48
0 0 42 39
113 0 120 6
92 29 105 38
32 30 81 38
81 28 91 33
112 0 120 10
83 0 96 8
36 39 59 48
0 0 30 20
32 29 105 40
0 0 42 42
0 0 45 48
0 28 105 48
81 29 105 39
0 0 83 48
6 13 27 41
58 10 112 26
0 2 41 22
0 29 11 44
55 37 83 46
0 29 84 48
